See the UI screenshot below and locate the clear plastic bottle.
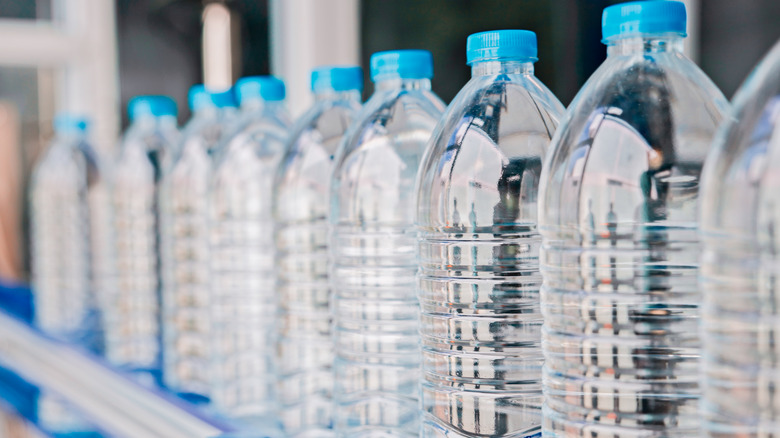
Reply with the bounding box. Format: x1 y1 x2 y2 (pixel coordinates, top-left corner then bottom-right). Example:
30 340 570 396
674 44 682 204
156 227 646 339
107 96 179 379
30 115 102 348
160 86 236 399
538 2 730 436
700 40 780 437
209 76 289 422
30 115 106 433
274 66 363 437
416 30 564 438
331 50 445 437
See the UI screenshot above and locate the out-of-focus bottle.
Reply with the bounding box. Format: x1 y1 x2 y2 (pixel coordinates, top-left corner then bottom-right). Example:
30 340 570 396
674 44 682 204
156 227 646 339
331 50 445 437
30 115 102 349
209 76 289 422
106 96 178 380
160 86 235 400
538 2 730 436
30 115 106 433
700 40 780 437
274 66 363 437
416 30 564 438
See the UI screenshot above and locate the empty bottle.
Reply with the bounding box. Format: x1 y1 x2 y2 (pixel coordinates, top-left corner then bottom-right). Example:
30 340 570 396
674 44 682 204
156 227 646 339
416 30 564 437
209 76 289 422
160 86 235 399
30 115 103 348
700 40 780 437
538 2 729 436
106 96 178 379
331 50 445 436
274 66 363 437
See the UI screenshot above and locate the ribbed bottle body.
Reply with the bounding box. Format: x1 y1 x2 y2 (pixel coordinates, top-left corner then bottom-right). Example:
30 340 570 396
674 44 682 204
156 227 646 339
331 83 444 437
700 41 780 437
209 112 288 420
107 121 177 376
161 113 227 398
30 132 106 432
275 96 361 437
416 65 563 438
30 138 96 344
539 38 729 437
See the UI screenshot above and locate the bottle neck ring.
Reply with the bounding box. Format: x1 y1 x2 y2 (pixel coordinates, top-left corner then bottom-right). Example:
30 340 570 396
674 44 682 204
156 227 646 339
313 89 362 102
373 77 432 92
606 35 685 56
470 60 534 77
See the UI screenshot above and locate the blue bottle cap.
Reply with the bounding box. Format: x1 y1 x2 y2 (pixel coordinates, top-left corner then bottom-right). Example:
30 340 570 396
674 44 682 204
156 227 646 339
188 85 237 111
128 95 178 121
370 50 434 82
235 76 286 104
310 66 364 93
466 30 538 65
53 114 89 134
602 1 687 43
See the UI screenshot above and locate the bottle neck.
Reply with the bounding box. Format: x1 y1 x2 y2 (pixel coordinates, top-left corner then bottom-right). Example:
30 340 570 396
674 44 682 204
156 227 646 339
606 35 685 57
373 77 432 92
157 115 178 130
55 130 85 144
240 99 284 112
192 106 219 119
132 114 176 127
471 60 534 77
314 89 362 102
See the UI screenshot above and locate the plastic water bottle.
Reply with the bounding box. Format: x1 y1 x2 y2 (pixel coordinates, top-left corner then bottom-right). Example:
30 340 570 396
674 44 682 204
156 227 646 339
699 40 780 437
160 86 236 399
416 30 564 437
538 2 729 436
331 50 445 436
30 115 105 433
106 96 178 379
209 76 289 422
30 115 102 348
274 66 363 437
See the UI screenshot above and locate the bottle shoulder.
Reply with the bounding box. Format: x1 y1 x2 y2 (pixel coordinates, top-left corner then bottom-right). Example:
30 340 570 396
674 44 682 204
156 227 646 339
538 53 731 239
419 74 564 183
431 73 564 147
278 99 362 176
563 52 729 135
32 138 101 189
333 89 445 173
289 98 362 139
700 41 780 241
415 74 564 232
213 113 289 170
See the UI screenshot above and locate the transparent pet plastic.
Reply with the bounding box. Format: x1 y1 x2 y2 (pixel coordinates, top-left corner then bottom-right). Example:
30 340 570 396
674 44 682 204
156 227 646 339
416 60 564 437
274 89 362 437
209 100 289 420
108 114 178 376
160 104 235 398
331 77 444 436
700 40 780 437
538 35 729 437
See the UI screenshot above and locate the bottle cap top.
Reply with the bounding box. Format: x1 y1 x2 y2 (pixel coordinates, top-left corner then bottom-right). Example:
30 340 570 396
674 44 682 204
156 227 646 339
370 50 434 82
235 76 286 104
188 85 237 111
602 1 687 42
311 66 364 93
466 30 538 65
128 95 177 121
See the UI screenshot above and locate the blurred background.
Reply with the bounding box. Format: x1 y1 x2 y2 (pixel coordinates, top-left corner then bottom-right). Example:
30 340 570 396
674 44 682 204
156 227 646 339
0 0 779 282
